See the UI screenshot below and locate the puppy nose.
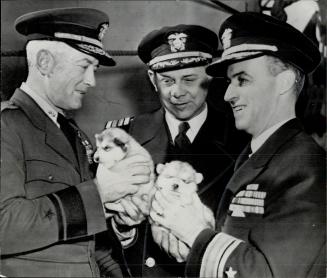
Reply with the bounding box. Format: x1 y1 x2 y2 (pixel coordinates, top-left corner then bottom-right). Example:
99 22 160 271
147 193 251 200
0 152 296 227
93 153 99 163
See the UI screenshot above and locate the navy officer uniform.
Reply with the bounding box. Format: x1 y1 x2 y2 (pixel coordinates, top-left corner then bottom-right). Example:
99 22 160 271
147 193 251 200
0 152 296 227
106 24 248 277
0 8 126 277
184 12 326 278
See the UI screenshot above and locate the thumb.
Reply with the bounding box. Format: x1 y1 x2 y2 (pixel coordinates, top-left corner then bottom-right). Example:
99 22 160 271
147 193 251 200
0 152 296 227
104 201 125 213
129 184 139 195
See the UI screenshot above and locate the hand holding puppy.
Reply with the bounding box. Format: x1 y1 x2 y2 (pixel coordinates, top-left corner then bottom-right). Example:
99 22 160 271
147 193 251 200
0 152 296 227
149 161 214 261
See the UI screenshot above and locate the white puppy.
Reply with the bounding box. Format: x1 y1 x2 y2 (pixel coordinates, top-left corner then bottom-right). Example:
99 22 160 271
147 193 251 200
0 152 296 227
151 161 214 262
155 160 203 204
93 127 155 216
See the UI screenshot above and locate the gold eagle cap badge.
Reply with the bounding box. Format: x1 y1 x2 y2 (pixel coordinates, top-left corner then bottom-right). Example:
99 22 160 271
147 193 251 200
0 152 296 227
167 32 188 52
221 28 233 50
98 23 109 41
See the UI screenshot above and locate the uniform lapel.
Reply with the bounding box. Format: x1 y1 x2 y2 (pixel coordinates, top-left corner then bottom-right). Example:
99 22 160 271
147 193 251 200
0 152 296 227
226 119 303 195
130 108 166 144
193 106 235 195
45 120 80 170
193 104 229 146
11 89 80 172
130 108 169 164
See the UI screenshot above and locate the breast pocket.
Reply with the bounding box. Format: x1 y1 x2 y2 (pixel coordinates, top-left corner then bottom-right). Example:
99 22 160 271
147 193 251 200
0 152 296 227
25 160 79 199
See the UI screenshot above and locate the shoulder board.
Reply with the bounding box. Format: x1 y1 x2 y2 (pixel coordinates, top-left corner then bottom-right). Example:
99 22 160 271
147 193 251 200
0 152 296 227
105 116 135 129
1 100 19 112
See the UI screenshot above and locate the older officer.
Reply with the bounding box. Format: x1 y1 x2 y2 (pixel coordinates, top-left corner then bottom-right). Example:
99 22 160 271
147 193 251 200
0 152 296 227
106 24 248 277
151 12 326 278
1 8 151 277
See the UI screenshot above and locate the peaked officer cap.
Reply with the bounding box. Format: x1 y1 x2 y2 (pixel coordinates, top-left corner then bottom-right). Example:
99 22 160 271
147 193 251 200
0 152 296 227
138 24 218 72
206 12 321 76
15 7 116 66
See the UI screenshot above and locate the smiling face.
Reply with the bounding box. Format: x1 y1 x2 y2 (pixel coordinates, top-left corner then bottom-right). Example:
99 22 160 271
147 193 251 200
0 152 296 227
224 56 281 138
45 46 99 111
149 66 211 121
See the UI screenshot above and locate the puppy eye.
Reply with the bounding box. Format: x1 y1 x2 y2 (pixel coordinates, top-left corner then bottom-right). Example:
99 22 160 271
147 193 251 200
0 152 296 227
172 184 179 190
104 146 111 151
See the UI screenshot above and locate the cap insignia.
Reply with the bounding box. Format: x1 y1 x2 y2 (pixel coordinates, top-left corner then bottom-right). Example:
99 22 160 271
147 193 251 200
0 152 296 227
98 23 109 41
221 28 233 49
167 32 188 52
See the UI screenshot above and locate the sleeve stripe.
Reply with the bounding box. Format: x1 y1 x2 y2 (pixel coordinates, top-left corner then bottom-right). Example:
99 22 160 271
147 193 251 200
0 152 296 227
105 120 113 128
123 117 130 125
118 118 124 126
213 239 235 278
47 194 65 240
200 232 243 278
217 239 243 277
55 187 87 239
200 233 234 278
52 193 68 240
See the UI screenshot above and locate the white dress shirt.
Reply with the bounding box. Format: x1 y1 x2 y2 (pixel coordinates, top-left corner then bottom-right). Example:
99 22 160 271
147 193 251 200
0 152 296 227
165 103 208 143
251 118 295 155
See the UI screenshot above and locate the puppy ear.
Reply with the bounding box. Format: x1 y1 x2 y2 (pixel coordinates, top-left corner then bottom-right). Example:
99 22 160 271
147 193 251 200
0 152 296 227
156 163 164 174
195 173 203 184
119 131 131 145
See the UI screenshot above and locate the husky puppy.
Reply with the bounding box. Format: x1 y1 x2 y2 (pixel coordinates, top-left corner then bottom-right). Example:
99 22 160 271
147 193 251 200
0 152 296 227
94 127 155 215
94 128 129 167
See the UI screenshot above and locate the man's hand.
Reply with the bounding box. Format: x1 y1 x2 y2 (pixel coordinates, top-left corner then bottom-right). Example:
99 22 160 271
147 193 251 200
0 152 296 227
151 224 190 262
94 154 151 203
106 197 147 226
150 190 215 247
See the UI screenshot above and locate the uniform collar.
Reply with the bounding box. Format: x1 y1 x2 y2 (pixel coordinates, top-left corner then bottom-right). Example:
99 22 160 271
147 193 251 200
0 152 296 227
164 103 208 143
20 82 64 127
251 117 296 154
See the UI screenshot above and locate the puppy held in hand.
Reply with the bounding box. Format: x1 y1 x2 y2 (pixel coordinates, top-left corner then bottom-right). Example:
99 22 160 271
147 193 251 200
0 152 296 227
94 127 155 216
94 128 129 168
150 161 214 262
155 161 203 204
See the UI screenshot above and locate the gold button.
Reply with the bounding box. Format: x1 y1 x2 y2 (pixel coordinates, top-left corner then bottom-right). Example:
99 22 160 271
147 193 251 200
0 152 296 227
48 175 54 181
145 257 155 268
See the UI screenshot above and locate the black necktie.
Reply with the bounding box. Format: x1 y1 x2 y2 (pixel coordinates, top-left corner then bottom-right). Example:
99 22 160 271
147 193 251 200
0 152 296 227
57 113 78 154
174 121 191 150
234 143 252 171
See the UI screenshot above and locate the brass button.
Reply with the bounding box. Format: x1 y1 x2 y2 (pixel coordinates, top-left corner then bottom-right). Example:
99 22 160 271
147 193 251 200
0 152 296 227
145 257 155 268
48 175 54 181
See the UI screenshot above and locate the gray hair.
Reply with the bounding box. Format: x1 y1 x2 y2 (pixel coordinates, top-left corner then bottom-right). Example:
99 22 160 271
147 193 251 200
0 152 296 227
25 40 72 69
265 55 305 97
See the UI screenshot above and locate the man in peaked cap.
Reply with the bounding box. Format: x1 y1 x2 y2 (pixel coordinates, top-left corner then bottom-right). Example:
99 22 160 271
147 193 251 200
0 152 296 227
150 12 326 278
1 7 152 277
104 24 248 277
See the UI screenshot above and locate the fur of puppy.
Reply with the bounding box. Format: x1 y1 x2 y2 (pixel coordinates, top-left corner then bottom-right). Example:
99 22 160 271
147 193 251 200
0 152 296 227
94 127 155 215
151 161 215 262
155 161 203 204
